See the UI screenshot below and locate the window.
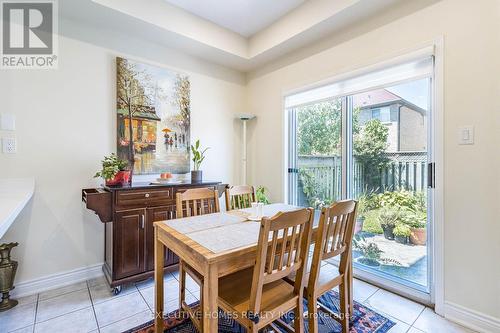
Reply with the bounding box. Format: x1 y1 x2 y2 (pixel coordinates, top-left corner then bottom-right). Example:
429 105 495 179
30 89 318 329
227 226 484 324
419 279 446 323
286 54 434 300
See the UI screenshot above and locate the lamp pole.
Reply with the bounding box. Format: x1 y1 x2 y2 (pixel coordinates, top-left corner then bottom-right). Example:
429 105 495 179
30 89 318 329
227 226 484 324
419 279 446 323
242 119 248 185
237 114 255 185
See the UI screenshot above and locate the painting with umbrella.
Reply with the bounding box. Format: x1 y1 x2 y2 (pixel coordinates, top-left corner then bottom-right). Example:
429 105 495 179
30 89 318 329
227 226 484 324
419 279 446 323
116 57 190 175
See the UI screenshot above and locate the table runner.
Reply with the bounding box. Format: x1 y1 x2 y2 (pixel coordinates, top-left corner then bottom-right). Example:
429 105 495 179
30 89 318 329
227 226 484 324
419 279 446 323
239 203 300 217
164 212 246 234
163 203 302 254
185 222 262 253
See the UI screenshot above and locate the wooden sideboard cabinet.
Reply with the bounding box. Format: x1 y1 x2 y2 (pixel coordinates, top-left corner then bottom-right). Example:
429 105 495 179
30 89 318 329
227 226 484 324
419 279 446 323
82 181 222 294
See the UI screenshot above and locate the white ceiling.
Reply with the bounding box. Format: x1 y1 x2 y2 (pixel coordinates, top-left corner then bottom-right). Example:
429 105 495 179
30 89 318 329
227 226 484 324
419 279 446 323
63 0 441 72
163 0 306 37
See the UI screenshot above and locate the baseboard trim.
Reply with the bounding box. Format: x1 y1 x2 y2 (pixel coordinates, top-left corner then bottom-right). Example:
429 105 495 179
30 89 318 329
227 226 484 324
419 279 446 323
445 301 500 333
11 263 104 298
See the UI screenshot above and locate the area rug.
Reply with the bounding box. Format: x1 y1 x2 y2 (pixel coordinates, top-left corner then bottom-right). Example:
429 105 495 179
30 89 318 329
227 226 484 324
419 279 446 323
125 290 395 333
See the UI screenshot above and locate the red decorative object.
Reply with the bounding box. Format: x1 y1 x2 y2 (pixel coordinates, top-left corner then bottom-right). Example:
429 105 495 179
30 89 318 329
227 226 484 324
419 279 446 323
105 170 131 186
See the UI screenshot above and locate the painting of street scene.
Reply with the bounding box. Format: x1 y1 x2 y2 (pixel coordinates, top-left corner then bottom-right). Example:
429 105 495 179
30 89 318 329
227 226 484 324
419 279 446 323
116 57 190 174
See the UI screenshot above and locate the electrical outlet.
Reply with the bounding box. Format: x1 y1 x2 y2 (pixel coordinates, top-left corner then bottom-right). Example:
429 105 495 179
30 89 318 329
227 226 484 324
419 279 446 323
2 137 16 154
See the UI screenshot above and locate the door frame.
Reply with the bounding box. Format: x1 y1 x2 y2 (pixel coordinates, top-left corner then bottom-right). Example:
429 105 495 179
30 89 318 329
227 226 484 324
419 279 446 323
282 38 444 312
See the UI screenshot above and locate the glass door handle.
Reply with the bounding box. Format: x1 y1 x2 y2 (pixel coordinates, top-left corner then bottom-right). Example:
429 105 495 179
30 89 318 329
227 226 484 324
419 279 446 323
427 162 435 189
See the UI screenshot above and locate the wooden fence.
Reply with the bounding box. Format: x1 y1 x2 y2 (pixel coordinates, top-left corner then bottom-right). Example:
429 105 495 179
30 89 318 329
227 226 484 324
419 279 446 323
297 152 427 205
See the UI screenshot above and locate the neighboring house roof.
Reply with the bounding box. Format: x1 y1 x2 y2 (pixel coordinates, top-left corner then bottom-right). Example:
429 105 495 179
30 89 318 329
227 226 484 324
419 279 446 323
117 107 161 121
353 89 400 109
353 89 426 115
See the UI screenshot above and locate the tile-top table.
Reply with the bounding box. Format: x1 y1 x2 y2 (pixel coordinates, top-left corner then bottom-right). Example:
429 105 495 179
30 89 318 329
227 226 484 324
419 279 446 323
153 203 352 332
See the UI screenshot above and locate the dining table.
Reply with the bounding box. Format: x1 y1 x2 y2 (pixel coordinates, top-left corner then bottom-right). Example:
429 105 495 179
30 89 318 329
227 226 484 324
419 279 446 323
153 203 353 333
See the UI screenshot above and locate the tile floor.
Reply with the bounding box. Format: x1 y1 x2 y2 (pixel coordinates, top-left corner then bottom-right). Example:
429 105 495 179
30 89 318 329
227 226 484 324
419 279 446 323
0 265 475 333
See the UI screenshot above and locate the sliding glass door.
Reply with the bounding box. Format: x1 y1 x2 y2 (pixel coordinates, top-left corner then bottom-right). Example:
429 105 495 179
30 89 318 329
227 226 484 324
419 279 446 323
349 79 431 292
286 58 434 299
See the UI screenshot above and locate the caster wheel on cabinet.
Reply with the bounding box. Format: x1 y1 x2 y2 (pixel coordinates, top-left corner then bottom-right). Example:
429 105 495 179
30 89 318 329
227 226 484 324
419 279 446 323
111 286 122 295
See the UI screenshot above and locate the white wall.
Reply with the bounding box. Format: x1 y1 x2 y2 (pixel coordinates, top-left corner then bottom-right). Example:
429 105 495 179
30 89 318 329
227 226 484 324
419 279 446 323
0 23 246 284
246 0 500 324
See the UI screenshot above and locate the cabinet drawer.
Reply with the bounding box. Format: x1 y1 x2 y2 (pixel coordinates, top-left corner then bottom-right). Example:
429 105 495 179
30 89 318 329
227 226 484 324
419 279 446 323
116 189 173 208
82 188 112 222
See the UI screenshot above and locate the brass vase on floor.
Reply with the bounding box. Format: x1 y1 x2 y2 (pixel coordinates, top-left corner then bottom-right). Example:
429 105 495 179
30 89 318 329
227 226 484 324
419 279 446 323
0 242 19 311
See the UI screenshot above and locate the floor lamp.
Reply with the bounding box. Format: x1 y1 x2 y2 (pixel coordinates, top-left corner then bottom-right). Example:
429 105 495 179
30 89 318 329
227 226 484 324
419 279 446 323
236 114 256 185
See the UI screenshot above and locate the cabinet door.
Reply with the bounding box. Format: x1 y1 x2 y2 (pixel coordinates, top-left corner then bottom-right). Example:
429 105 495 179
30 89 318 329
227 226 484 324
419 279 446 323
146 206 179 271
114 209 146 280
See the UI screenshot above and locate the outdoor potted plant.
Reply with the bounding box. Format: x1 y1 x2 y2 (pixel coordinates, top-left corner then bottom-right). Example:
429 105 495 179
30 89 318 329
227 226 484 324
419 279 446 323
190 139 209 182
408 211 427 245
353 236 383 267
379 207 398 240
94 153 131 186
393 223 411 244
354 194 368 234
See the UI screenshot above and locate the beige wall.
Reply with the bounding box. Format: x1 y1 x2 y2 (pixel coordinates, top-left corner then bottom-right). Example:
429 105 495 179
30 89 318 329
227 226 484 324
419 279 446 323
0 31 245 284
246 0 500 321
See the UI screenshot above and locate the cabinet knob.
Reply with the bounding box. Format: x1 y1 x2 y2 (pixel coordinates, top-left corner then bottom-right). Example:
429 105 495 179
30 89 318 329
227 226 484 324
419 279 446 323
144 193 150 198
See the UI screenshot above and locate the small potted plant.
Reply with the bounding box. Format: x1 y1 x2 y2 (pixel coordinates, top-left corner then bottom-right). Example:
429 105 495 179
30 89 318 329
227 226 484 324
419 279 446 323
94 153 131 186
393 223 411 244
190 139 209 182
379 207 398 240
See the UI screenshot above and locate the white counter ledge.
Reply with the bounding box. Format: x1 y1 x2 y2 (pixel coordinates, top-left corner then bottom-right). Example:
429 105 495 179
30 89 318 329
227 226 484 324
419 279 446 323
0 178 35 239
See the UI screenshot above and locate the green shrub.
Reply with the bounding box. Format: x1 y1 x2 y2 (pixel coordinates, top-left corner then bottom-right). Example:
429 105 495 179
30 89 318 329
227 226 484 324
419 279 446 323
362 209 383 234
399 208 426 228
363 192 381 211
359 190 427 230
393 223 411 237
298 169 334 208
378 190 426 213
357 188 379 217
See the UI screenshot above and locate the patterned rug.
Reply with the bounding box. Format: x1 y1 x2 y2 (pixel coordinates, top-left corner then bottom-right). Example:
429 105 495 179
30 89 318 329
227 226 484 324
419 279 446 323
125 290 394 333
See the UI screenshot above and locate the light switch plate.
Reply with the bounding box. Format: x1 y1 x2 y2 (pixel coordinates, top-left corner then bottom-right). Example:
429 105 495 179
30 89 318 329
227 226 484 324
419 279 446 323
0 114 16 131
2 137 16 153
458 126 474 145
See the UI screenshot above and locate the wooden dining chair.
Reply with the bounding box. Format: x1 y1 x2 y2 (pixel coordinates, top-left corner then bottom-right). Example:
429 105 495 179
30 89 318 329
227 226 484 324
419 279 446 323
175 187 220 332
176 187 220 217
226 185 256 210
217 208 314 333
304 200 357 333
224 185 256 210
